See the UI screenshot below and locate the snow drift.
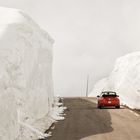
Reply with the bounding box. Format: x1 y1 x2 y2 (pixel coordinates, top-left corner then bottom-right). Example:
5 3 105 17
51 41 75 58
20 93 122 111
0 7 66 140
89 52 140 109
88 78 109 97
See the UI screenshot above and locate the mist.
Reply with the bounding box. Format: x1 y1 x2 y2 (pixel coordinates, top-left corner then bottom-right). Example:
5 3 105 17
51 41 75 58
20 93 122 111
0 0 140 96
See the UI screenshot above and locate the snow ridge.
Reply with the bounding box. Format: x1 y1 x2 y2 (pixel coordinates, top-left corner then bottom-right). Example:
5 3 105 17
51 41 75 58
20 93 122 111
89 52 140 109
0 7 65 140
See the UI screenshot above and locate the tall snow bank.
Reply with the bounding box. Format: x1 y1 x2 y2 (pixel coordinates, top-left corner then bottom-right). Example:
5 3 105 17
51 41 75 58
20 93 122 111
88 78 109 97
0 7 55 140
89 52 140 109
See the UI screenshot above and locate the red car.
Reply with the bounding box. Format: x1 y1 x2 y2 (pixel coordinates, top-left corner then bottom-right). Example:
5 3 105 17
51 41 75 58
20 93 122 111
97 91 120 109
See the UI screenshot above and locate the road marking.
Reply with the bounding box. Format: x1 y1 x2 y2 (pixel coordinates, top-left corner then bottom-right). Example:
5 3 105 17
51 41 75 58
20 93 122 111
129 110 133 113
129 110 139 117
134 112 139 117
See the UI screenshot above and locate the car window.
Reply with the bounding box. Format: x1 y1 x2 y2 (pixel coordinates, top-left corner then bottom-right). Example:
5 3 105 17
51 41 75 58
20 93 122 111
101 92 117 97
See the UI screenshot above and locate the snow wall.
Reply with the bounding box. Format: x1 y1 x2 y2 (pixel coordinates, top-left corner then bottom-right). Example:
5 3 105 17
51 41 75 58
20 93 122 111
89 52 140 109
0 7 55 140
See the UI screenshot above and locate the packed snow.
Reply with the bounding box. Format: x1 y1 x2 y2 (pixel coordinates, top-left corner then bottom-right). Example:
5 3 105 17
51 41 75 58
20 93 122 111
0 7 66 140
88 78 109 97
89 52 140 109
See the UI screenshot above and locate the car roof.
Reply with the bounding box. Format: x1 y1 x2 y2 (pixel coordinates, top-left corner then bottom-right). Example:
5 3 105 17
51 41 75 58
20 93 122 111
101 91 116 93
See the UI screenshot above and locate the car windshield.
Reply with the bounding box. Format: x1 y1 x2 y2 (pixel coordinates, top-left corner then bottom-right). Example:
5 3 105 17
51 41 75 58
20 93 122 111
101 92 117 97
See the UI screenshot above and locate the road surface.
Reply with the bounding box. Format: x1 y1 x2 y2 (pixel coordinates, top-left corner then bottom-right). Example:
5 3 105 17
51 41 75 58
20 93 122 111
46 97 140 140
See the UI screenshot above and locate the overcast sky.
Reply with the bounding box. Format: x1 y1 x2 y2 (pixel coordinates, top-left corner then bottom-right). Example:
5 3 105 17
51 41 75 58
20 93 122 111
0 0 140 96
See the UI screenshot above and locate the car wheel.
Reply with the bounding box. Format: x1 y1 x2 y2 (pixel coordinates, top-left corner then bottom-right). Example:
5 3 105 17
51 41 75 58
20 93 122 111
115 105 120 109
98 105 102 109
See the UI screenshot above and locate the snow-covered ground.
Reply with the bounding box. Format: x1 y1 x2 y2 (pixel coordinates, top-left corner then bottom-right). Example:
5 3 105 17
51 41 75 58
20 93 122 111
0 7 66 140
89 52 140 109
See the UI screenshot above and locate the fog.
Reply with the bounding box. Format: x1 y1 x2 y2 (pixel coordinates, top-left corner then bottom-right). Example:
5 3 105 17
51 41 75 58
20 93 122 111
0 0 140 96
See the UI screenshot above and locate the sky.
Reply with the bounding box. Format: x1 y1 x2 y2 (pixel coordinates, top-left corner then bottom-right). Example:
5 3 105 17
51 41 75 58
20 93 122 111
0 0 140 96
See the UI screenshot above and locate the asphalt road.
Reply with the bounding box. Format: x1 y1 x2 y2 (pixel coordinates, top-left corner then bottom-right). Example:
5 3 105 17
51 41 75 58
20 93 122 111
46 97 140 140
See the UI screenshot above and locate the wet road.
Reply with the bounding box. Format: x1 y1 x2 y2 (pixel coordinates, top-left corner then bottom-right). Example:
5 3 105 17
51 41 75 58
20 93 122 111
46 97 140 140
